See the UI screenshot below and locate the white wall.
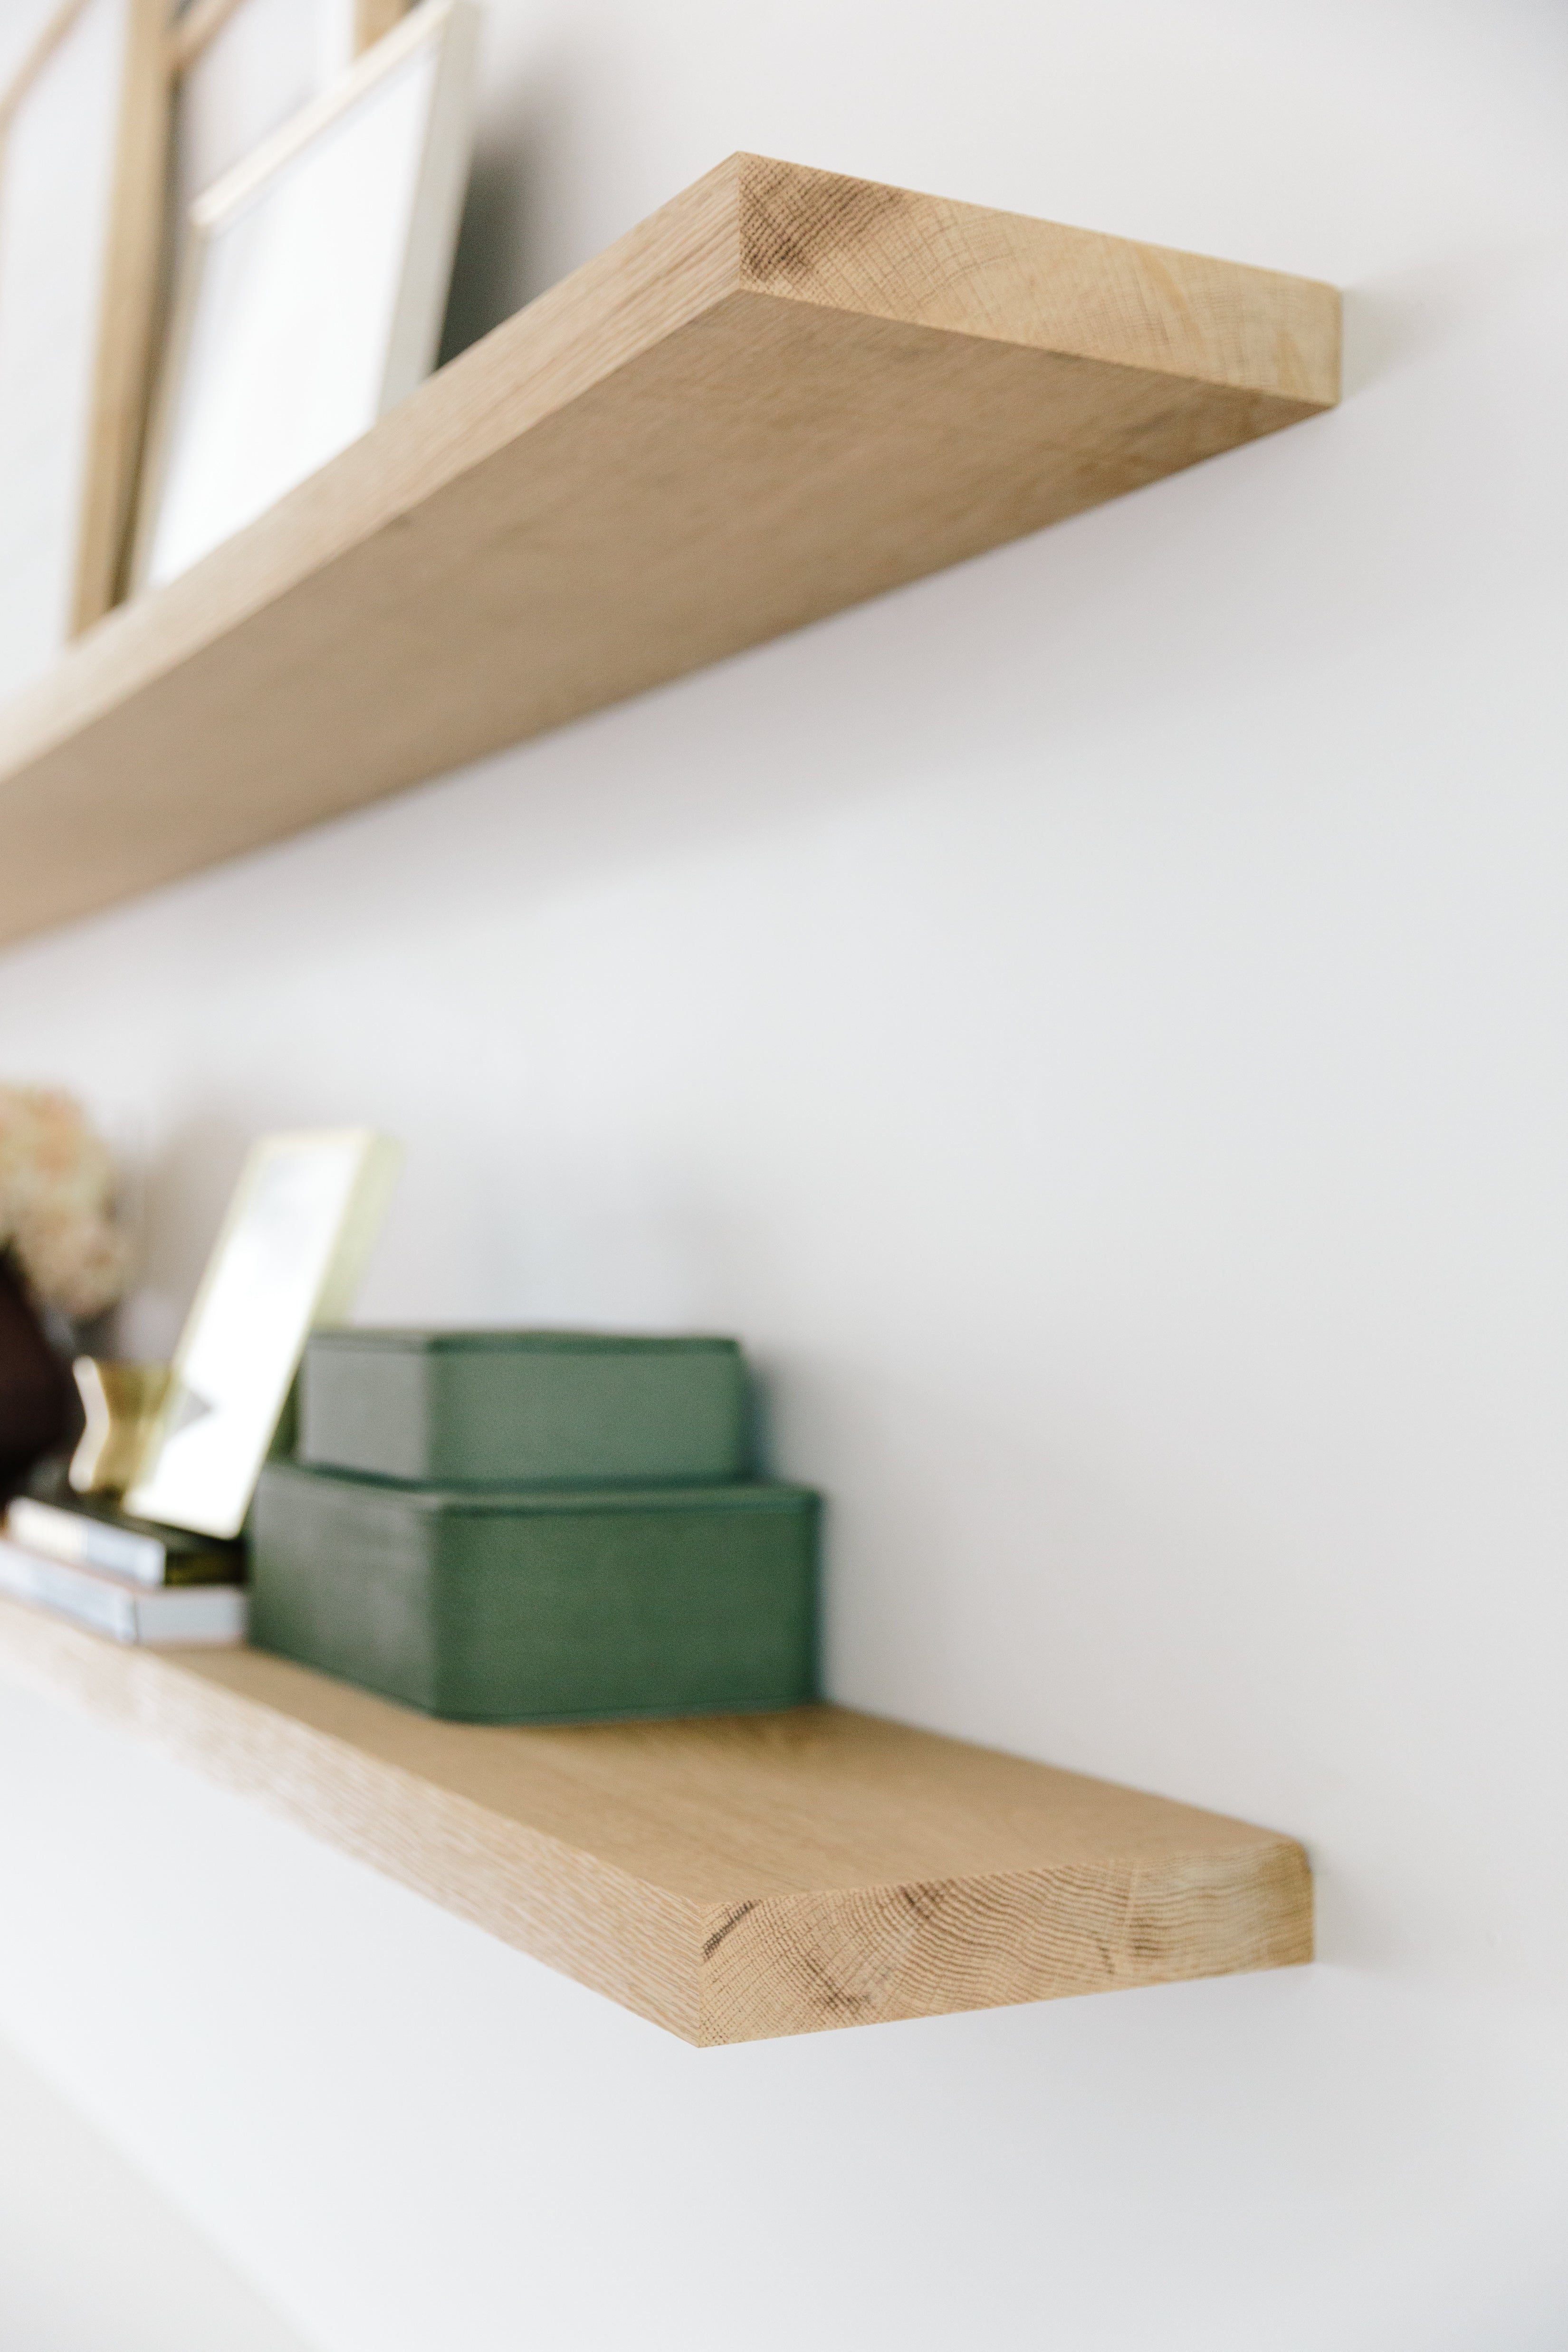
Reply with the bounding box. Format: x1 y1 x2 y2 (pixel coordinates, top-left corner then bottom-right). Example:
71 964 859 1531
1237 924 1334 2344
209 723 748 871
1 0 1567 2345
0 2029 309 2352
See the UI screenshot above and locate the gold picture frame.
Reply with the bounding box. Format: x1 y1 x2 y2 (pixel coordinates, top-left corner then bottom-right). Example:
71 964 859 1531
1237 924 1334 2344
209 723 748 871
126 1128 402 1539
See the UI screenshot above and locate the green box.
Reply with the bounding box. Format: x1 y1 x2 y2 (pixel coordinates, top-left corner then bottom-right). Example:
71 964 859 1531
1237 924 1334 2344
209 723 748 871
299 1329 750 1488
249 1460 819 1723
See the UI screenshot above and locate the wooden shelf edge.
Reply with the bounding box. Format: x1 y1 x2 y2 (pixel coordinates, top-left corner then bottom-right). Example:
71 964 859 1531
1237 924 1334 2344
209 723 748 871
0 1594 1312 2044
0 155 1338 951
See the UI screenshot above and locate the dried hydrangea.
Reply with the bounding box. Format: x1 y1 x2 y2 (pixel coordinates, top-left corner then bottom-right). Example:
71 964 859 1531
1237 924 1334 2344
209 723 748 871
0 1087 130 1321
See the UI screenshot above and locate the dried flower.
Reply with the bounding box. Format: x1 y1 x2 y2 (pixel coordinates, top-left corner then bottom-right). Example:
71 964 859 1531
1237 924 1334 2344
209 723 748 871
0 1087 130 1320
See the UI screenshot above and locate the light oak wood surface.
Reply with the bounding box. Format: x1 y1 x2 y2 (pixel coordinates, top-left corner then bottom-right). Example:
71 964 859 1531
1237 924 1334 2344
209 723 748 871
0 1592 1311 2043
0 153 1338 950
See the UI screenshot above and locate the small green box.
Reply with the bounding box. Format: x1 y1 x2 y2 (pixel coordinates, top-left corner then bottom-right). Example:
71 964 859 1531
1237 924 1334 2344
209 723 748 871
299 1329 750 1488
249 1460 819 1723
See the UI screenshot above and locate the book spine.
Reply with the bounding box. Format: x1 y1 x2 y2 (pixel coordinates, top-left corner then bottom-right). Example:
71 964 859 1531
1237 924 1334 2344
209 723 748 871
136 1587 250 1646
0 1539 137 1641
6 1499 166 1586
0 1539 248 1645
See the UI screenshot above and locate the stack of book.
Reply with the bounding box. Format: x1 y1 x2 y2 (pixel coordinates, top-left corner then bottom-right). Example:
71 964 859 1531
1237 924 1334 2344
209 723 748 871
0 1494 247 1646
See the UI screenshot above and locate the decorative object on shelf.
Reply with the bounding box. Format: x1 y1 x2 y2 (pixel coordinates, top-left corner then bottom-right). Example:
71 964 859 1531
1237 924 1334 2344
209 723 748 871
126 1128 402 1538
0 1254 76 1498
253 1463 820 1722
0 0 166 699
261 1323 812 1722
1 1125 393 1648
299 1327 752 1487
0 1088 129 1321
133 0 478 591
170 0 411 220
0 1087 130 1493
8 1489 242 1586
68 1356 171 1492
4 1355 243 1649
0 1534 246 1643
0 155 1340 950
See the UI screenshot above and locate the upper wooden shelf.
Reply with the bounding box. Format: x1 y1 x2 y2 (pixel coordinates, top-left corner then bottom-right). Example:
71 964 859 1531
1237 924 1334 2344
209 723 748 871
0 154 1338 949
0 1593 1310 2043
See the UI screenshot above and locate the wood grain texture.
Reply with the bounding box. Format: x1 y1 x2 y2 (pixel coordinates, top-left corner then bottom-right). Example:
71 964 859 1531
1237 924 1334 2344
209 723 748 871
0 1592 1312 2043
0 153 1339 949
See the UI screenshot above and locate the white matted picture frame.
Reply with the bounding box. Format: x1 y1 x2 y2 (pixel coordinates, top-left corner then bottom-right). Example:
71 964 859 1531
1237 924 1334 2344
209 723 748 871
0 0 167 698
126 1128 402 1539
170 0 411 216
133 0 477 592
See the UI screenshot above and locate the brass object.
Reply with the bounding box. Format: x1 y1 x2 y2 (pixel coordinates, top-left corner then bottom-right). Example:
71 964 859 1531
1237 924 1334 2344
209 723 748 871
68 1359 172 1495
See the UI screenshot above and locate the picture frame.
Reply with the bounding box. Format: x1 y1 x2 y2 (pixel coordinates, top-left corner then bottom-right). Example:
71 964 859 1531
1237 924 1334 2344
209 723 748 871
169 0 411 216
133 0 477 593
0 0 167 698
125 1128 402 1539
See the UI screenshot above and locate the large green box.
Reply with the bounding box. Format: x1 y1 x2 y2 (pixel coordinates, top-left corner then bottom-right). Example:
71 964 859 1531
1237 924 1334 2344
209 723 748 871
249 1460 819 1723
299 1329 749 1487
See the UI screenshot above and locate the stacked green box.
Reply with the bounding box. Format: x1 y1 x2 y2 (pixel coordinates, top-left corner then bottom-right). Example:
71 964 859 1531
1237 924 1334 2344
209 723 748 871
296 1328 753 1487
250 1330 819 1724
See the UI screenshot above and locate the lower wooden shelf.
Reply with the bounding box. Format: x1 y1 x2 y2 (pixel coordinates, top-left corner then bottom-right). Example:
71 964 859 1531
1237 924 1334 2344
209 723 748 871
0 1594 1310 2043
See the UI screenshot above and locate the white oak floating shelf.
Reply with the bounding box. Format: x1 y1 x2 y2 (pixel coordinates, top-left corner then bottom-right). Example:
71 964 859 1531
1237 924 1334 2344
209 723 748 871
0 154 1339 949
0 1594 1311 2044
